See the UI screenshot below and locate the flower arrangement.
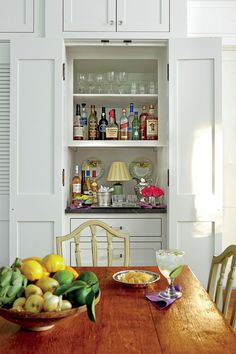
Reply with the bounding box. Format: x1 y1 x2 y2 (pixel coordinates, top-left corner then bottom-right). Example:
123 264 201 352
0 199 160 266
141 185 165 198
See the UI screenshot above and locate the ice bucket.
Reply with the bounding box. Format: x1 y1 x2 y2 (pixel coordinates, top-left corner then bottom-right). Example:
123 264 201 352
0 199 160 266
97 191 112 207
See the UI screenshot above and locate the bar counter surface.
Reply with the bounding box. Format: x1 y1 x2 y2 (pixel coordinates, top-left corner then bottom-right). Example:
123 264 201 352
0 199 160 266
0 266 235 354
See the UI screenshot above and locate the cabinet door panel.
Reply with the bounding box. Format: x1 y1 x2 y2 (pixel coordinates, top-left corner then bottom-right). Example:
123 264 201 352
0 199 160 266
130 242 162 266
63 0 116 32
169 38 222 286
0 0 33 32
10 39 64 262
117 0 169 32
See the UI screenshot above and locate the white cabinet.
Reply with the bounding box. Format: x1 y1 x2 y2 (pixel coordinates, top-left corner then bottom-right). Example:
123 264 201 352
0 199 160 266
64 214 166 266
63 0 169 33
0 0 34 33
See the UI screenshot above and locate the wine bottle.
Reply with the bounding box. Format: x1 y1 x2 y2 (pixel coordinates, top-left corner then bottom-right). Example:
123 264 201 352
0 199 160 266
88 105 97 140
73 104 83 140
132 112 140 140
71 165 81 203
98 107 108 140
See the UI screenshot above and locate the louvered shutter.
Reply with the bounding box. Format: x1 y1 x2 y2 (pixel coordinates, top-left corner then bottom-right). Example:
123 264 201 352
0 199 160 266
0 62 9 195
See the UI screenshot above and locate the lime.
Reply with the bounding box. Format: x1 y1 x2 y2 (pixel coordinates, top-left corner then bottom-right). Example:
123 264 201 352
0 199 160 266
77 271 99 293
169 265 183 279
53 270 74 285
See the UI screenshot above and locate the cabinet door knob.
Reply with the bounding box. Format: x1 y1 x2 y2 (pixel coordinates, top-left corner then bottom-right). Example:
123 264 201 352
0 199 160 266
118 20 123 25
109 20 114 25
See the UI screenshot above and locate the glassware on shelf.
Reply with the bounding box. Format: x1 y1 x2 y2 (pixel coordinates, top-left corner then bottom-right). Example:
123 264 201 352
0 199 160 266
130 81 137 94
148 81 156 94
156 250 185 299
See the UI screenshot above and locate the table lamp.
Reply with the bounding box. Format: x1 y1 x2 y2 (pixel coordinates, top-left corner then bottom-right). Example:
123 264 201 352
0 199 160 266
106 161 131 195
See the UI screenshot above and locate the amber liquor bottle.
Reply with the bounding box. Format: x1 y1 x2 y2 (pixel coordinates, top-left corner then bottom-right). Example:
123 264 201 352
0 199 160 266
139 105 148 140
119 108 128 140
146 104 158 140
106 109 118 140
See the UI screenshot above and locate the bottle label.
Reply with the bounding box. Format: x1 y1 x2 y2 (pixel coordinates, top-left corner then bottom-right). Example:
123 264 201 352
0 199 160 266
146 118 158 139
73 183 81 194
89 122 97 139
106 127 118 139
80 117 87 126
73 126 83 140
99 122 106 133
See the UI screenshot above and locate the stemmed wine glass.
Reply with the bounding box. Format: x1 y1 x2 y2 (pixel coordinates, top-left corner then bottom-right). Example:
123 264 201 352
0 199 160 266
156 249 184 299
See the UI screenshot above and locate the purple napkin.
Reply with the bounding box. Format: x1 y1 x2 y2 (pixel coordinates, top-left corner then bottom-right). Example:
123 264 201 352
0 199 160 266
146 293 177 310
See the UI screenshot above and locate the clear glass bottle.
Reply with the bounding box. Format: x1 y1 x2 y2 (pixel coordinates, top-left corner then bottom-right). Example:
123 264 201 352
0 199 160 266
71 165 81 203
106 109 118 140
80 103 88 140
98 107 108 140
139 105 148 140
119 108 128 140
127 103 134 140
88 105 97 140
132 112 140 140
146 104 158 140
73 104 83 140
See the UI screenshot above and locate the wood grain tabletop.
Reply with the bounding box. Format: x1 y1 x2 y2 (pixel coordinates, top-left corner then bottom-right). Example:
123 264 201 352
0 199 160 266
0 266 235 354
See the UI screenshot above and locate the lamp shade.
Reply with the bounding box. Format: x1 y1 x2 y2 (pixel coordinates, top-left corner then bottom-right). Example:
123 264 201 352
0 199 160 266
107 161 131 181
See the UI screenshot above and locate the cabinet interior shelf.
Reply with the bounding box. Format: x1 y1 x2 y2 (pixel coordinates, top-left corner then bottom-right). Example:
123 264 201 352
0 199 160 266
68 140 164 148
73 94 158 107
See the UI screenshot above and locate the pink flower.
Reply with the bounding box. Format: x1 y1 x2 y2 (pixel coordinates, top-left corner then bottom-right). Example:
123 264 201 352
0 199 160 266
141 185 165 198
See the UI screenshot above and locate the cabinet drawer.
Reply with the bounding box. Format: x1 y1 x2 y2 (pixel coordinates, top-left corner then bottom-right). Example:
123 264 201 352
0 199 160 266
70 217 162 237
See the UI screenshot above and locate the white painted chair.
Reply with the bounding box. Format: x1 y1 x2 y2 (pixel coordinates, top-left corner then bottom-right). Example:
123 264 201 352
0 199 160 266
56 220 130 266
207 244 236 330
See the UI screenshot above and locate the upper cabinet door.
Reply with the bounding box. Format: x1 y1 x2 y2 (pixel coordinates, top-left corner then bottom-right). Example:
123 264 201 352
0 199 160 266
64 0 116 32
117 0 169 32
168 38 222 286
0 0 34 32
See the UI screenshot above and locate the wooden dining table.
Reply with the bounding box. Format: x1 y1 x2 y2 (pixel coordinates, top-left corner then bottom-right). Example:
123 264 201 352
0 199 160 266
0 265 235 354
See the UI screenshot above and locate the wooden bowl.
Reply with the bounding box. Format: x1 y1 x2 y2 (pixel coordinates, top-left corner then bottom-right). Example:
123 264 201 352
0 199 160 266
0 291 100 331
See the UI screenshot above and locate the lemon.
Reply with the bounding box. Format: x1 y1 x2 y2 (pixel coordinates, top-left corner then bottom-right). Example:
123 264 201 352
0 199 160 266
41 254 65 273
21 260 44 281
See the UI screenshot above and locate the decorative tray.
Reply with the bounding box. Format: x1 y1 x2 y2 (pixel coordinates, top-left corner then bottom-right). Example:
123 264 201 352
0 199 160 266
129 157 153 179
81 157 105 180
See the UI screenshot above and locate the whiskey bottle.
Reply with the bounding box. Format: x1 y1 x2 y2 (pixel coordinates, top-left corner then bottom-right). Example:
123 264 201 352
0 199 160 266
81 103 88 140
73 104 83 140
139 105 148 140
91 170 98 203
106 109 118 140
127 103 134 140
119 108 128 140
98 107 108 140
132 112 140 140
146 104 158 140
71 165 81 203
88 105 97 140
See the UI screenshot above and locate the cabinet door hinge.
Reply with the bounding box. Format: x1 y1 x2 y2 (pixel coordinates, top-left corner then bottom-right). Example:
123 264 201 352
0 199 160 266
167 64 169 81
62 169 65 186
62 63 65 80
167 169 169 187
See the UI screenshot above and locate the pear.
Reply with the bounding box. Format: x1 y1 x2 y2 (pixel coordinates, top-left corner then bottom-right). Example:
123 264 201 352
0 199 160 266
24 294 44 313
36 277 59 293
25 284 43 298
12 297 26 308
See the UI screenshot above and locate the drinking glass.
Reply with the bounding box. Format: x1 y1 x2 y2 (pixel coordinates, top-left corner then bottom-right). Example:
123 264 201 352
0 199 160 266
156 249 184 299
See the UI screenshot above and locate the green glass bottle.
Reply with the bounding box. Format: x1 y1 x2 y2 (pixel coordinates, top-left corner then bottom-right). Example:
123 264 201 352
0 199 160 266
132 112 140 140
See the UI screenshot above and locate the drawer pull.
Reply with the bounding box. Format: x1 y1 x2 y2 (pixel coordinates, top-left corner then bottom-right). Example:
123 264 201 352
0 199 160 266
120 254 123 258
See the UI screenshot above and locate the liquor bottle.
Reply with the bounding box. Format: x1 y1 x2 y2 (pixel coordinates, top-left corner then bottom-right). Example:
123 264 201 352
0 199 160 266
106 109 118 140
80 103 88 140
119 108 128 140
71 165 81 203
73 104 83 140
88 105 97 140
81 170 86 194
139 105 148 140
85 168 91 192
146 104 158 140
91 170 98 203
98 107 108 140
127 103 134 140
132 112 140 140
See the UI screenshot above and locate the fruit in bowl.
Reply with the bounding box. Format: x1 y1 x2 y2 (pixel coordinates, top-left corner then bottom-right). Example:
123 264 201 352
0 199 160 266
0 256 100 331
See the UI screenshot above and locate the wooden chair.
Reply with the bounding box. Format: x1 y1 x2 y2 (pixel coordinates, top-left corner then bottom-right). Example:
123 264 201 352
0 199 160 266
56 220 130 266
207 244 236 330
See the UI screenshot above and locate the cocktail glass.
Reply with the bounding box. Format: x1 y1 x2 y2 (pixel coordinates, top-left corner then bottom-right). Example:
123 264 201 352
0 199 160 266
156 249 184 299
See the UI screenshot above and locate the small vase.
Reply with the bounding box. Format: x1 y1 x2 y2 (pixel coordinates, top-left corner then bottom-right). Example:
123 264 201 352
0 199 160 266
148 196 156 206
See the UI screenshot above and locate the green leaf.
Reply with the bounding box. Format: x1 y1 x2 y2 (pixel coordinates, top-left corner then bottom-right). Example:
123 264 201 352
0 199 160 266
54 280 88 296
86 290 96 323
169 265 183 279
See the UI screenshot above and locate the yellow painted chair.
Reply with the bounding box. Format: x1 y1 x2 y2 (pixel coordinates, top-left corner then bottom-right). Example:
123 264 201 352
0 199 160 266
56 220 130 266
207 244 236 330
